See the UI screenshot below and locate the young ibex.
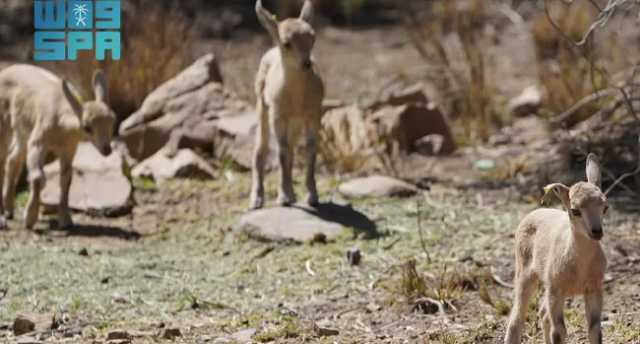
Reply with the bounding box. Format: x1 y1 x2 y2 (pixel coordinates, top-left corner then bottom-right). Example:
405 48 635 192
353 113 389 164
0 64 116 229
505 153 609 344
249 0 325 210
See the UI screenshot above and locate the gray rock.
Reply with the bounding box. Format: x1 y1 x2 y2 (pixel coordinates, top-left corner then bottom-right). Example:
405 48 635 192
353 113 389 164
314 320 339 337
132 149 215 183
213 112 277 169
119 54 251 160
236 203 377 243
338 175 418 198
231 328 256 343
106 329 131 341
508 85 543 117
41 143 132 216
160 328 182 339
371 103 456 155
12 316 35 336
12 313 56 336
346 247 362 266
237 206 343 243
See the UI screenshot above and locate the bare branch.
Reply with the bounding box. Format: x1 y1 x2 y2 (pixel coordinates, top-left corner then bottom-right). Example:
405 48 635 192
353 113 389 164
551 88 619 124
605 135 640 195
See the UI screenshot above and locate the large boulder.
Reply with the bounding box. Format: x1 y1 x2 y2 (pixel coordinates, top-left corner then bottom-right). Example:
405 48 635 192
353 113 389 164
41 143 132 216
212 112 277 169
371 103 456 155
132 148 216 183
119 54 252 160
321 85 457 164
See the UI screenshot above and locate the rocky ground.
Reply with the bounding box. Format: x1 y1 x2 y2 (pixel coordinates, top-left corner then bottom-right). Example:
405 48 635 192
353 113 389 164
1 2 640 343
1 173 639 344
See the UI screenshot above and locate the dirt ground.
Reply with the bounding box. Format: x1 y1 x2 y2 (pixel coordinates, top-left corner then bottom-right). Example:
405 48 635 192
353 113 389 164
1 172 639 344
1 16 640 344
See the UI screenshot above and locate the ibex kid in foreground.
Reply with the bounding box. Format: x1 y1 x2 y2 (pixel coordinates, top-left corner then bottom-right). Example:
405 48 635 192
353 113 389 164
505 153 608 344
0 65 115 229
249 0 325 210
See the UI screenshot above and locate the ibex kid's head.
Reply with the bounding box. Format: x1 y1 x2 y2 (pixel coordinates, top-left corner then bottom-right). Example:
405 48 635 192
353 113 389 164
61 70 116 156
256 0 316 70
543 153 609 241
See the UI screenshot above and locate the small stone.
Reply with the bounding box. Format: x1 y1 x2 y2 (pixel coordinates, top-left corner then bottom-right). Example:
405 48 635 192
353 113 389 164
231 328 256 342
413 299 440 314
78 248 89 257
346 247 361 266
112 293 128 304
338 175 418 198
13 316 35 336
106 329 131 341
366 302 381 313
63 326 83 338
161 328 182 339
508 85 542 117
15 336 42 344
314 321 339 337
131 148 216 184
13 313 55 336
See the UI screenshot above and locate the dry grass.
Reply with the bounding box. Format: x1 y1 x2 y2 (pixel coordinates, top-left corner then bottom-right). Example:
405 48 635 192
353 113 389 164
404 0 497 143
42 4 197 122
530 1 634 125
318 126 371 174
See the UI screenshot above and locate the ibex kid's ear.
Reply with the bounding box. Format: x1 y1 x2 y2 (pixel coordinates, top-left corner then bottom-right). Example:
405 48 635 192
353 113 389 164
92 69 108 103
61 80 83 118
586 153 602 188
299 0 314 23
256 0 281 44
542 183 571 210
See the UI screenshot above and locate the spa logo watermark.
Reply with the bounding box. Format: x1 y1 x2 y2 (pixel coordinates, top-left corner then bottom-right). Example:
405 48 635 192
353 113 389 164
34 0 121 61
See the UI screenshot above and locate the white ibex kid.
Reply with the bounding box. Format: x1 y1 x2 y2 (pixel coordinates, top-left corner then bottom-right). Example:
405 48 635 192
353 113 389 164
249 0 325 210
505 153 608 344
0 64 115 229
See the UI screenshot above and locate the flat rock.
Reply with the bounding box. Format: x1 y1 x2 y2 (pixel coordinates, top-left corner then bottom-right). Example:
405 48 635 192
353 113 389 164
41 143 132 216
236 203 376 243
132 148 215 183
338 175 419 198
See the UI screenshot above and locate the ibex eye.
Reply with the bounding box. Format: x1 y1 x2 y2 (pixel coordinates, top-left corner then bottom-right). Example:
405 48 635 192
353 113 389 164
283 42 291 49
83 124 92 134
570 208 582 217
603 205 609 214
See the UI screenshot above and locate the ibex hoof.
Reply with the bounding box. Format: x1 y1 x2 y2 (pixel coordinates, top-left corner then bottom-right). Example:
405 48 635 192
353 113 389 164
24 211 38 230
277 194 296 207
248 196 265 211
305 194 319 207
0 216 7 230
58 213 74 229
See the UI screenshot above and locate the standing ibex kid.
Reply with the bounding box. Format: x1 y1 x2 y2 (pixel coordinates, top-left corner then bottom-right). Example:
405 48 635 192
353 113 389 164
505 153 609 344
0 64 115 229
249 0 325 210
